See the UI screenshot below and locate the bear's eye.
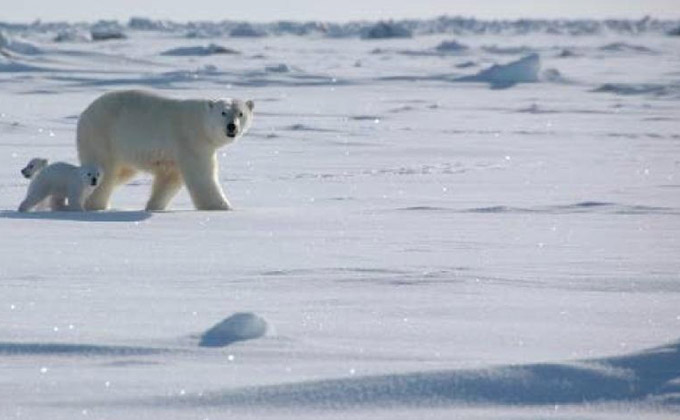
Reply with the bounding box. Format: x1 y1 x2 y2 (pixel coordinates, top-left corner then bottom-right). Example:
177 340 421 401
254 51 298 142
238 112 243 118
221 111 227 117
87 173 91 176
28 164 33 169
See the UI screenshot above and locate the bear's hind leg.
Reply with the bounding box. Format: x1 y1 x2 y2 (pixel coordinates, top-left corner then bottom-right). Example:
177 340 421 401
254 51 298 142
146 171 183 211
18 189 49 212
50 196 68 211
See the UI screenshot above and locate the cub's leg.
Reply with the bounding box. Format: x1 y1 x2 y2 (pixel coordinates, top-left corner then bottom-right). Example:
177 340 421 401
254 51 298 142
18 185 49 212
50 196 68 211
146 171 183 211
66 184 88 211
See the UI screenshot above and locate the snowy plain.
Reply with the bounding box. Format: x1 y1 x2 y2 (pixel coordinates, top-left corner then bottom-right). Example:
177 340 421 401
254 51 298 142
1 17 680 419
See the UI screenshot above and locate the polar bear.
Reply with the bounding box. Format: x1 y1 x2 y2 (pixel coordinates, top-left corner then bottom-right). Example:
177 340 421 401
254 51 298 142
18 162 102 212
21 157 48 179
76 89 254 211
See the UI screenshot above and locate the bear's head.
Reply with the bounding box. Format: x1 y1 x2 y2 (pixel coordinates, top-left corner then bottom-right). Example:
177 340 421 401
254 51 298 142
78 164 103 188
21 158 48 179
206 98 254 146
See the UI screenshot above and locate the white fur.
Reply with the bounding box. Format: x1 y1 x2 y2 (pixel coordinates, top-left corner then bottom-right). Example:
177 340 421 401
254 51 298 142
21 157 48 179
18 162 102 212
76 89 255 211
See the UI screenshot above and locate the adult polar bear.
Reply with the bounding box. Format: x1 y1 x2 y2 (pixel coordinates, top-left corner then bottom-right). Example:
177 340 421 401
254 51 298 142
76 90 254 211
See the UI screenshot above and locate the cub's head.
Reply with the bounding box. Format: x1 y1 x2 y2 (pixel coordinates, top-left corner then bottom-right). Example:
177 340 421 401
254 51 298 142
206 98 254 144
21 158 48 179
78 164 103 188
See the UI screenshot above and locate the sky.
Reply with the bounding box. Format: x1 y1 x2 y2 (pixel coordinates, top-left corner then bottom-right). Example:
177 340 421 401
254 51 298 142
2 0 679 23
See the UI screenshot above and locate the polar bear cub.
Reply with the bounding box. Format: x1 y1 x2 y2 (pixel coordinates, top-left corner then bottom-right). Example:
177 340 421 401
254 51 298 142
18 160 102 212
21 158 49 179
76 89 255 211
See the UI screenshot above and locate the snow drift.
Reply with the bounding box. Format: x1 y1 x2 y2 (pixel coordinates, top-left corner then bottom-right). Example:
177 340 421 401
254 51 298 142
199 313 268 347
361 21 412 39
434 40 469 53
155 339 680 409
456 53 541 88
160 44 239 56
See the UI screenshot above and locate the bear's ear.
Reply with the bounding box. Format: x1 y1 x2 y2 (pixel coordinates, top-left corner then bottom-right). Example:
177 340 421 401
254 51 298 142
246 100 254 111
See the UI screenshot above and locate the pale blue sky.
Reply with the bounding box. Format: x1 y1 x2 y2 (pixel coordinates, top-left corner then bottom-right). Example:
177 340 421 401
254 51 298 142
4 0 679 22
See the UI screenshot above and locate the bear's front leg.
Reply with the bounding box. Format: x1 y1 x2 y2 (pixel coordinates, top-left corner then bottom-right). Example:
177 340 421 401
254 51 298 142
178 151 232 211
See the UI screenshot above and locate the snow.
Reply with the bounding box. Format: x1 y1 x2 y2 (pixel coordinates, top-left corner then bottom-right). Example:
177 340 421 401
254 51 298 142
160 43 240 56
90 21 126 41
361 21 413 39
199 312 268 347
0 31 42 55
456 53 541 88
434 39 469 53
0 15 679 420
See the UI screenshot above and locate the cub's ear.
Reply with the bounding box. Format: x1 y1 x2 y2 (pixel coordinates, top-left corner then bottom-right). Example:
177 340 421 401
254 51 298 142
246 100 254 111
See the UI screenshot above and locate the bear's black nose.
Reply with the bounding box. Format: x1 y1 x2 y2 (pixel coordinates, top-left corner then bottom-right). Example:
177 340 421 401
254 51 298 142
227 123 236 132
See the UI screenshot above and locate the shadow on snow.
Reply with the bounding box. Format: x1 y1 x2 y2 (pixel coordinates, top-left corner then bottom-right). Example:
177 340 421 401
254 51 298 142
0 210 152 222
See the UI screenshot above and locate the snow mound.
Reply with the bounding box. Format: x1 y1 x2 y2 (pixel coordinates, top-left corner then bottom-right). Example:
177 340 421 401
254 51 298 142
53 29 90 43
229 23 266 38
0 31 42 55
482 45 534 55
599 42 656 54
265 63 292 73
91 21 126 41
593 83 680 97
434 40 468 53
455 61 476 68
199 312 267 347
160 338 680 409
160 44 239 56
128 17 175 31
457 53 540 88
557 48 578 58
361 21 412 39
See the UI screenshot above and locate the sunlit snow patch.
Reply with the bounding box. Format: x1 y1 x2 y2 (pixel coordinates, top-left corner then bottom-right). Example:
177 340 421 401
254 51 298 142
199 312 268 347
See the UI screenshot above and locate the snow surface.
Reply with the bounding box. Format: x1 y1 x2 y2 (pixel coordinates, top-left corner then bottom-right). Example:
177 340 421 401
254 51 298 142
0 16 679 420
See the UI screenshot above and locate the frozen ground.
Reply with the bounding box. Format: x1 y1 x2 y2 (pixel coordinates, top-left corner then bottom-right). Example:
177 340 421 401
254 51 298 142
1 17 679 419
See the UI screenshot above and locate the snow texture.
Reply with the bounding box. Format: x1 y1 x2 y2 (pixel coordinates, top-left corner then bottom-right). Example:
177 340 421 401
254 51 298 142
0 15 679 420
